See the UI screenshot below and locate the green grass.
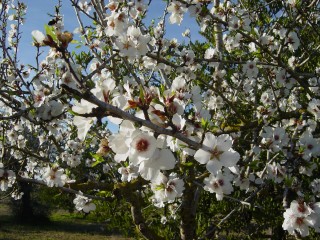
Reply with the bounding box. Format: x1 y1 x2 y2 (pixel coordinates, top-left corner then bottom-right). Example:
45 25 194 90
0 203 132 240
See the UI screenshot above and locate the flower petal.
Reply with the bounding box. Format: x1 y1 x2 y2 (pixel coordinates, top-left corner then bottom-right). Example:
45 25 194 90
206 160 222 174
220 150 240 167
194 149 211 164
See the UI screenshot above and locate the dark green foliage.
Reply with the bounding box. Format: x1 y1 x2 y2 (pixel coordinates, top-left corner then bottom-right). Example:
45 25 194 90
84 199 136 237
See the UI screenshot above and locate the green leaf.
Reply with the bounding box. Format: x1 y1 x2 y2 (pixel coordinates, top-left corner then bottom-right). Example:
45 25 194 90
139 85 145 103
53 193 62 199
151 98 162 105
86 79 95 89
55 68 60 76
155 184 165 191
70 39 79 44
178 144 188 149
284 176 293 187
249 160 260 169
97 191 111 197
181 162 194 167
159 84 165 96
68 109 80 116
44 24 57 42
90 153 105 167
65 168 71 176
200 118 209 129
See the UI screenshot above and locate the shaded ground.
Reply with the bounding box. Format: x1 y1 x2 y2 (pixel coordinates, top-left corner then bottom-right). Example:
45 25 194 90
0 202 131 240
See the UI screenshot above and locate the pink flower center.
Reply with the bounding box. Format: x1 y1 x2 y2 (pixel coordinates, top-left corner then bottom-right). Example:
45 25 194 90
296 217 304 226
298 203 306 213
167 102 177 115
211 147 223 160
35 94 43 102
136 138 149 152
288 37 294 44
117 13 125 22
109 21 115 29
307 144 313 150
108 3 117 11
166 182 176 193
218 179 224 186
0 171 9 181
123 41 132 50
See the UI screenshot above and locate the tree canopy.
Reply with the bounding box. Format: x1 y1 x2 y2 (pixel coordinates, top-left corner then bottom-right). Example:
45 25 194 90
1 0 320 239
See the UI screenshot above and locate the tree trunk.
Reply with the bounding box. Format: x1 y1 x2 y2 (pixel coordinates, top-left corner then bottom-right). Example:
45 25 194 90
17 182 33 221
180 182 197 240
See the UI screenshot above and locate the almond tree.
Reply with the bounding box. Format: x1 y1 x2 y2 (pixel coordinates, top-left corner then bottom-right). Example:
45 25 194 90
1 0 320 239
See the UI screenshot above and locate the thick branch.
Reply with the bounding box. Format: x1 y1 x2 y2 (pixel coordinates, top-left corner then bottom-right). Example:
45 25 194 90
114 178 165 240
180 178 197 240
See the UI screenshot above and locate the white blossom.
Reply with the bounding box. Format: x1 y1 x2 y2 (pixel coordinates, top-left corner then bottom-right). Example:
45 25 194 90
194 133 240 174
73 192 96 213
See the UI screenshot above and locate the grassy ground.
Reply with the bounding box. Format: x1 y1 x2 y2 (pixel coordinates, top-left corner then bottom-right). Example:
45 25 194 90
0 203 132 240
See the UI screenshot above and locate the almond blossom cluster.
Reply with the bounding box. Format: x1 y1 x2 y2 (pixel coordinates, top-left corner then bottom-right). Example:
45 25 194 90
283 200 320 237
1 0 320 239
